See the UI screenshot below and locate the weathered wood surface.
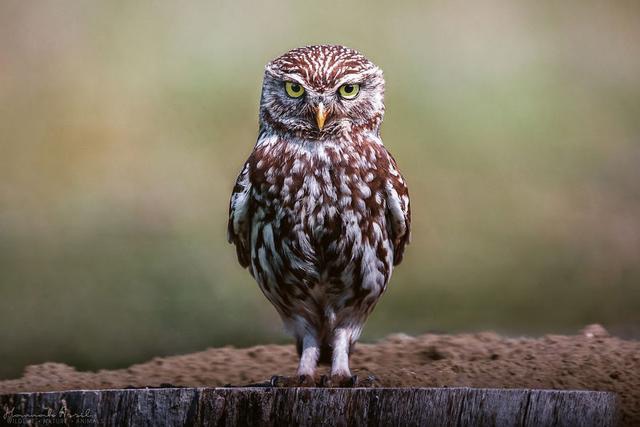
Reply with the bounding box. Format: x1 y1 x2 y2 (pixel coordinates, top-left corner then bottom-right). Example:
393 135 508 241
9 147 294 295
0 387 618 427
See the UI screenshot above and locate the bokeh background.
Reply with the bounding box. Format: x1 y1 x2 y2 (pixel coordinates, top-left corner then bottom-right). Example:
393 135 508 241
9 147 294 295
1 1 639 380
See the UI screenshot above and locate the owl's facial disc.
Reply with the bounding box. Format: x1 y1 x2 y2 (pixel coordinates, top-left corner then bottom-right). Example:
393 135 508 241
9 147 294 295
261 45 385 139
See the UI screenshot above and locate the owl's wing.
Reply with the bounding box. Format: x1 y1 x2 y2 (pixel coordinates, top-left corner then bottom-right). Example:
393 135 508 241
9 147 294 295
384 154 411 266
227 161 253 269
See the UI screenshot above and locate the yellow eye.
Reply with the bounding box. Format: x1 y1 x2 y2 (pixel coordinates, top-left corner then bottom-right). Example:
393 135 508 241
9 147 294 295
338 83 360 99
285 81 305 98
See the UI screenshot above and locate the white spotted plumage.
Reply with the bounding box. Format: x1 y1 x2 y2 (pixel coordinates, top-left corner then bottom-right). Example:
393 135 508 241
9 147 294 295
228 45 410 381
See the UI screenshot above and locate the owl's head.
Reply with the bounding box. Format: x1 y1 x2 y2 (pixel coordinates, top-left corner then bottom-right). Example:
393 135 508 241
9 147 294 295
259 45 385 139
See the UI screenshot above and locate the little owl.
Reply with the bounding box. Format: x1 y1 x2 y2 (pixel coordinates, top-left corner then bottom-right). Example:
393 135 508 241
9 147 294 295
228 45 410 386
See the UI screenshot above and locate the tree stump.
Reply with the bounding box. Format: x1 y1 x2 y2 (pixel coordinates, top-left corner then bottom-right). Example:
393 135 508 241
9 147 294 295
0 387 618 427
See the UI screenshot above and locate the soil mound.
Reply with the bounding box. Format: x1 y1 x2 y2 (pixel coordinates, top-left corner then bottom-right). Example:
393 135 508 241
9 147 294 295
2 328 638 425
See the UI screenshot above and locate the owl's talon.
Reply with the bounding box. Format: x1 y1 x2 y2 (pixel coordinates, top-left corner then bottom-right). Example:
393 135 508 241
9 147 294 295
317 375 330 387
347 375 358 387
270 375 314 387
329 374 359 387
271 375 291 387
298 374 316 387
270 375 280 387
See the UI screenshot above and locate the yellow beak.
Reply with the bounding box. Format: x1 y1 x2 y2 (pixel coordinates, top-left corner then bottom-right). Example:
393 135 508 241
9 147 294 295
315 102 328 131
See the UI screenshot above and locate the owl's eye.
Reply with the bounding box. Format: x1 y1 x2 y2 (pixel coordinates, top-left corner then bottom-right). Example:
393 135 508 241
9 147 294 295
285 82 305 98
338 83 360 100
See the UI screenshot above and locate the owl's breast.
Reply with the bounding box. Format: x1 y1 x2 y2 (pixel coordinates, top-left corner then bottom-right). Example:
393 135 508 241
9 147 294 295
245 136 396 321
250 139 390 270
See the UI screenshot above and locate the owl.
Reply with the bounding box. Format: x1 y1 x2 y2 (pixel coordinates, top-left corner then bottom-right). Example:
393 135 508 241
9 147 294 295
228 45 410 386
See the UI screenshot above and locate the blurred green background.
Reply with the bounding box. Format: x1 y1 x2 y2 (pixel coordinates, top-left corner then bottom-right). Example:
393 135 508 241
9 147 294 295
1 1 639 380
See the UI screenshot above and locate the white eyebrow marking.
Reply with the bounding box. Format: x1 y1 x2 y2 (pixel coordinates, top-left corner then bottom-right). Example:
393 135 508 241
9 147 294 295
334 69 379 88
282 74 308 86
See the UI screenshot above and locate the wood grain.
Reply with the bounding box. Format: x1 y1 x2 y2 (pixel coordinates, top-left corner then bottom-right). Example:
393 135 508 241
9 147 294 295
0 387 619 427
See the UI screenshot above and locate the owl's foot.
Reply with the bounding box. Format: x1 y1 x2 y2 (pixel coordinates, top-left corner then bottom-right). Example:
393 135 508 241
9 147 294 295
322 374 359 387
269 374 316 387
317 374 378 388
268 374 378 388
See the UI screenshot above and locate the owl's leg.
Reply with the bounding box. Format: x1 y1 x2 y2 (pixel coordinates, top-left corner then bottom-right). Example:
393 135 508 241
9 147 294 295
270 334 318 387
328 327 359 387
297 334 320 377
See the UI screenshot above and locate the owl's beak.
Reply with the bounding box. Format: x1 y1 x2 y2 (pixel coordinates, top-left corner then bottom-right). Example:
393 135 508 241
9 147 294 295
315 102 328 131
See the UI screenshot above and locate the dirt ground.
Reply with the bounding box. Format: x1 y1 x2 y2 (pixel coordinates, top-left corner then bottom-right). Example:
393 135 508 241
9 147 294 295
1 325 638 425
